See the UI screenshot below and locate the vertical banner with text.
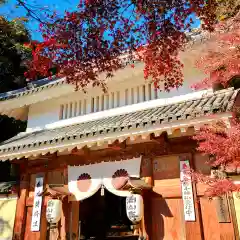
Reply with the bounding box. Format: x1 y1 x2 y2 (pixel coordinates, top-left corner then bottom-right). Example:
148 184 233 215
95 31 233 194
180 160 196 221
31 175 44 232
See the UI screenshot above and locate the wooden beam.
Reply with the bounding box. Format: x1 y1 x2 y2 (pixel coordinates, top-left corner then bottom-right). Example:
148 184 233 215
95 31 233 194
140 191 150 240
40 173 48 240
13 172 29 240
71 201 80 240
150 132 168 144
21 139 197 175
229 192 240 239
71 146 90 156
60 197 69 240
107 139 127 150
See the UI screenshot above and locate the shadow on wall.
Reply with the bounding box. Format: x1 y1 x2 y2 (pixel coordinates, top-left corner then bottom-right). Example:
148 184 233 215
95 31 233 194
151 192 174 240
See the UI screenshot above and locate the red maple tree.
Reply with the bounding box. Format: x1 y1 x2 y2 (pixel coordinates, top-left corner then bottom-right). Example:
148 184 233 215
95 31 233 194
192 120 240 197
190 12 240 197
24 0 218 91
192 11 240 90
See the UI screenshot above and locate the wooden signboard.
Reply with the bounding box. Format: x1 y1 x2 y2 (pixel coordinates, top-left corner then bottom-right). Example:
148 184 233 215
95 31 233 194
215 195 231 223
180 160 196 221
31 175 44 232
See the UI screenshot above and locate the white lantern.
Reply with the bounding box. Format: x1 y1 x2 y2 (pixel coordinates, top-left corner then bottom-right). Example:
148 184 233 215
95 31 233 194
46 199 62 223
126 194 143 223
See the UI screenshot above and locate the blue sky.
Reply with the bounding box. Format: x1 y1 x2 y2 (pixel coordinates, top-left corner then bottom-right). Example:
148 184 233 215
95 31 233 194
0 0 200 41
0 0 80 40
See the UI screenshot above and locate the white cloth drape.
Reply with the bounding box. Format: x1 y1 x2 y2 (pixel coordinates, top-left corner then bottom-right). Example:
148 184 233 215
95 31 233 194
68 163 103 201
68 157 141 200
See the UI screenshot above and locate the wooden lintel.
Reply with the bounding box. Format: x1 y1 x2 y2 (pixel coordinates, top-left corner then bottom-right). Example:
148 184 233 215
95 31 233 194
150 132 168 144
71 146 90 156
107 139 127 150
120 177 152 191
19 139 196 174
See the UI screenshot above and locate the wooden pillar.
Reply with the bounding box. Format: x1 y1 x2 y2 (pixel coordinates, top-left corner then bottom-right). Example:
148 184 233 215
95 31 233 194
61 197 69 239
66 201 80 240
22 173 47 240
140 156 153 240
142 190 152 240
230 191 240 239
71 201 80 240
13 172 29 240
141 191 150 240
40 173 48 240
143 156 153 239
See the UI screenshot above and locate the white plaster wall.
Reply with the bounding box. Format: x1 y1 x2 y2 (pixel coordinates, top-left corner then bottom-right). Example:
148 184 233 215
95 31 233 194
27 100 60 129
27 62 206 131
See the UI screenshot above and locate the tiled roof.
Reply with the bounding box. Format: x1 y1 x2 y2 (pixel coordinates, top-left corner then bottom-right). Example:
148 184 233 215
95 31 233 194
0 77 66 102
0 88 238 160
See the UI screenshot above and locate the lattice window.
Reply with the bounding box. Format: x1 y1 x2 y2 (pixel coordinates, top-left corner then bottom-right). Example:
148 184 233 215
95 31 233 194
59 83 161 120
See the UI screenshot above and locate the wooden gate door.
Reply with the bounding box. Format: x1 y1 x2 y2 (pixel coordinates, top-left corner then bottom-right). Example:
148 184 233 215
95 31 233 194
150 154 238 240
151 155 189 240
151 197 186 240
198 196 236 240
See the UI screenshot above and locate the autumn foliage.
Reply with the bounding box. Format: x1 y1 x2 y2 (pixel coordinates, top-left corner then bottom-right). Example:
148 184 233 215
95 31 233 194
24 0 218 91
192 11 240 90
191 120 240 197
187 9 240 197
194 121 240 167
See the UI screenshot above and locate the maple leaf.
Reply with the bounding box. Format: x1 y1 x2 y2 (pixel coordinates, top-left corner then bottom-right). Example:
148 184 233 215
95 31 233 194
192 11 240 90
190 119 240 197
24 0 218 91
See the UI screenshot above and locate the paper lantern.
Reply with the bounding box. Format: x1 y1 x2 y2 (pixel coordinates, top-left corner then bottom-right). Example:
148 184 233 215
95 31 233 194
126 194 143 223
46 199 62 223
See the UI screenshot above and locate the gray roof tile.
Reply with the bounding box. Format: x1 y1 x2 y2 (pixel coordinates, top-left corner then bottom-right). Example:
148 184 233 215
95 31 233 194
0 77 66 102
0 88 239 154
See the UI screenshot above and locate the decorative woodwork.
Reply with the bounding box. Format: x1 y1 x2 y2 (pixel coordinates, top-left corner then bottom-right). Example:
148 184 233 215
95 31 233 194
40 184 71 199
107 139 127 151
119 177 152 191
150 132 169 147
71 145 91 156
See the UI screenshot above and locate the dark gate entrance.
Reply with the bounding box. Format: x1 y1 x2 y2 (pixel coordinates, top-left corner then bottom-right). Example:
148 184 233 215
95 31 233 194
78 189 138 240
